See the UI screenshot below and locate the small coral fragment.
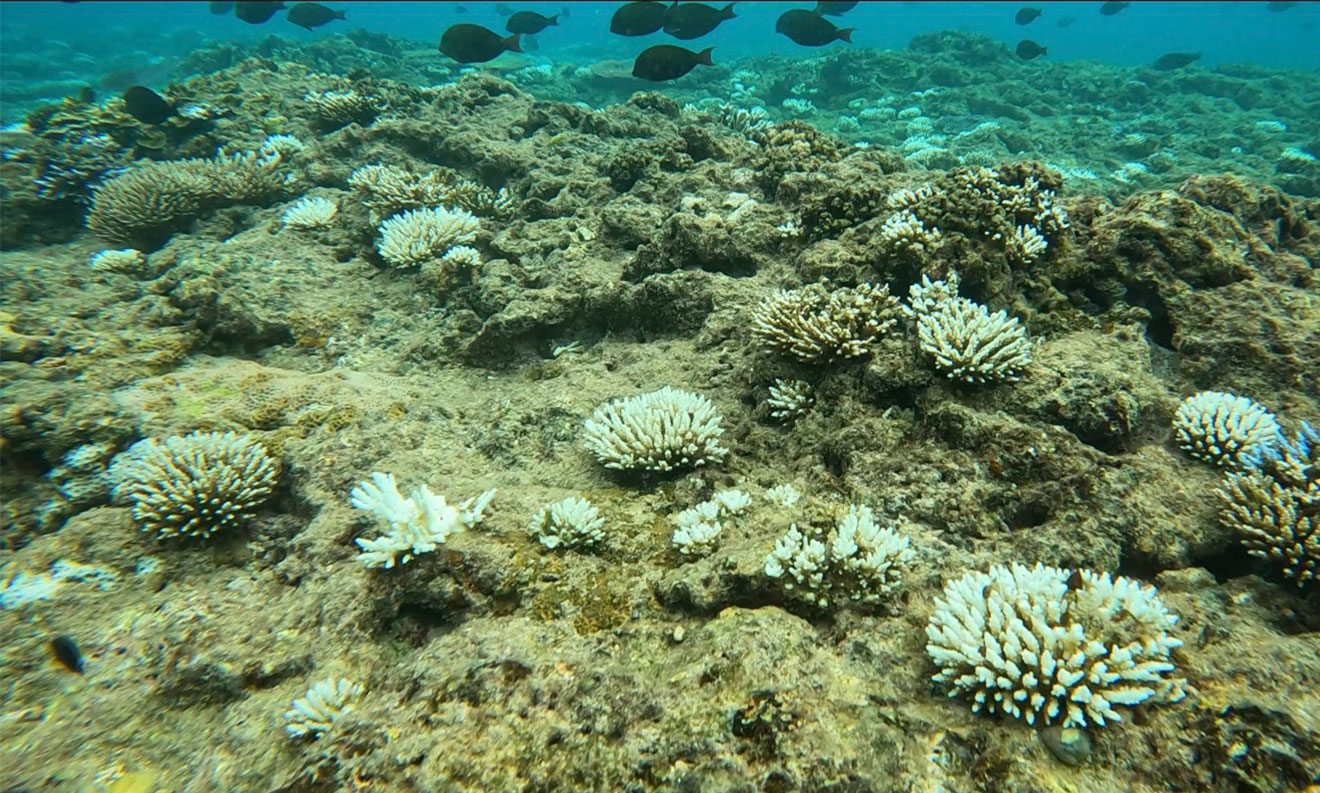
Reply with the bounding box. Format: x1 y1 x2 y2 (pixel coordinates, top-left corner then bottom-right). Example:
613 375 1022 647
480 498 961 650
284 677 365 738
350 472 495 568
530 496 606 551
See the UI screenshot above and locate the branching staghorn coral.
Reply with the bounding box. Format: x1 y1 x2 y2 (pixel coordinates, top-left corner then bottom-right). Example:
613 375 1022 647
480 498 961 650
303 89 384 129
350 472 496 568
582 387 728 473
926 563 1187 728
376 206 480 268
87 150 288 248
1172 391 1282 469
348 164 514 223
284 677 365 738
530 496 606 551
281 196 338 229
765 505 915 608
751 282 900 364
905 271 1032 383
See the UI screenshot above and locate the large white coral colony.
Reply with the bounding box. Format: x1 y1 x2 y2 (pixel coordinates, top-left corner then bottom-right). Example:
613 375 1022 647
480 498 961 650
583 386 729 473
1172 391 1281 469
350 472 496 568
926 563 1187 728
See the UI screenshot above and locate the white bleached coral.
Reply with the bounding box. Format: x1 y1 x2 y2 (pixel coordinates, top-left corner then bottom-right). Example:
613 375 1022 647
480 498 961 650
1172 391 1281 469
766 378 814 424
906 271 1032 384
764 505 914 608
89 248 145 273
583 387 728 473
926 563 1187 728
530 496 605 551
350 472 495 568
670 490 751 557
284 677 365 738
111 431 279 540
878 208 942 255
377 206 480 268
281 196 338 229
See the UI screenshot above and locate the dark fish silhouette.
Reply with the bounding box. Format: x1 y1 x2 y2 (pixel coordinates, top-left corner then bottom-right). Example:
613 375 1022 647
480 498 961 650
1098 2 1128 15
1267 1 1296 10
632 44 714 81
1015 40 1047 59
453 4 468 12
1152 52 1201 70
775 9 853 46
495 3 514 14
209 1 235 13
663 3 736 40
287 3 345 31
51 635 84 674
1015 7 1042 25
439 24 522 63
813 1 857 15
123 85 173 124
611 1 668 36
1056 15 1076 28
234 1 286 24
505 10 558 34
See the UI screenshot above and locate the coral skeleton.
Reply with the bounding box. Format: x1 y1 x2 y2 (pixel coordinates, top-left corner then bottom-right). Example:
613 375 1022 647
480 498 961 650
284 677 365 738
926 563 1187 728
1216 423 1318 585
765 505 914 607
112 431 279 540
530 496 606 550
1172 391 1281 469
583 387 728 473
350 472 495 568
377 206 480 268
767 378 814 423
752 282 899 364
281 196 338 229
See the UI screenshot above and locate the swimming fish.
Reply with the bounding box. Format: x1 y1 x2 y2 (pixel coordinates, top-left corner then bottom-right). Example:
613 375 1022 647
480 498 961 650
123 85 173 124
286 2 345 31
662 3 737 41
1098 2 1129 15
813 1 857 15
1266 1 1296 10
1015 39 1047 60
610 1 668 36
775 9 853 46
209 1 235 13
1151 52 1201 70
51 635 84 674
234 1 286 24
1056 15 1076 28
505 10 558 35
1015 7 1042 25
632 44 714 81
439 24 522 63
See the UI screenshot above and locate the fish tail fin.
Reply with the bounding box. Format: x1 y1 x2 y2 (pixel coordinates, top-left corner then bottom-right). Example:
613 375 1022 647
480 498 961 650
335 10 346 20
1041 46 1048 54
836 27 855 43
503 33 523 53
548 14 560 25
696 46 715 66
722 2 736 18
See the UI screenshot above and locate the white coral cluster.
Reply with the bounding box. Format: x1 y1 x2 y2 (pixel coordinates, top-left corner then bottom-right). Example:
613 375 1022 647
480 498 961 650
766 378 814 424
906 271 1032 384
530 496 605 551
764 505 914 608
751 282 899 364
89 248 145 273
110 431 279 540
377 206 480 268
350 472 495 568
878 208 942 255
926 563 1186 728
1005 224 1048 264
671 489 751 557
582 387 728 473
886 184 941 210
303 89 382 127
284 677 364 738
1216 423 1318 586
765 483 801 508
1172 391 1281 469
281 196 338 229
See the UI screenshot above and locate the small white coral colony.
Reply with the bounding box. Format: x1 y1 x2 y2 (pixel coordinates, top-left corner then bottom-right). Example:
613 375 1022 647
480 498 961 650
751 282 899 363
89 248 145 273
530 496 605 550
906 271 1032 384
670 490 750 557
926 563 1187 728
767 378 814 424
110 431 279 540
765 505 914 607
281 196 338 229
284 677 364 738
1216 423 1318 586
376 206 480 268
350 472 495 568
1172 391 1281 469
583 387 728 473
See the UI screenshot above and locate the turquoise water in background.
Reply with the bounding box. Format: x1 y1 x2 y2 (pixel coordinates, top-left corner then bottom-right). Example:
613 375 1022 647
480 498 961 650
2 0 1318 108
